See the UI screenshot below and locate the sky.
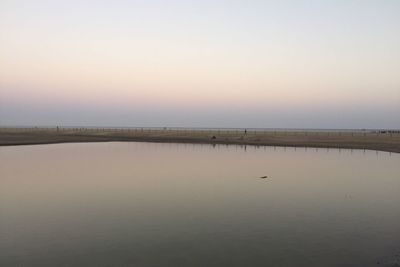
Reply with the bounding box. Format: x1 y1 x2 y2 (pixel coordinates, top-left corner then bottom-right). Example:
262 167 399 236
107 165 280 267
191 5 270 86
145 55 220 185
0 0 399 128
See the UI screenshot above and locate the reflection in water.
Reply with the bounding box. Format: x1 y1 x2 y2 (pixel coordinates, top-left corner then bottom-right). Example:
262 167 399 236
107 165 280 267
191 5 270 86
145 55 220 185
0 142 399 267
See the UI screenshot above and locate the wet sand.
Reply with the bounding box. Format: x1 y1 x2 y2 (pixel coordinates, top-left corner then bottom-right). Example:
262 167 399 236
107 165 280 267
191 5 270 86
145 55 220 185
0 128 399 153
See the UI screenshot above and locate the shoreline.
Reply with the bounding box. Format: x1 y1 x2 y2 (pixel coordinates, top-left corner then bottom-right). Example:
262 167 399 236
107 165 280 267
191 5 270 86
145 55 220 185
1 128 399 153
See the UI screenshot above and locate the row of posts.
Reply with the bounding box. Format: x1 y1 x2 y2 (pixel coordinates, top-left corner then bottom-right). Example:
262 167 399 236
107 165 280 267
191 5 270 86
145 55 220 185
1 127 399 137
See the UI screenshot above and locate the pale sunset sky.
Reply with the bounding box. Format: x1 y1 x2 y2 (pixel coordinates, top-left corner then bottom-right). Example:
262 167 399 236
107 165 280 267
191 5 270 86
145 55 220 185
0 0 399 128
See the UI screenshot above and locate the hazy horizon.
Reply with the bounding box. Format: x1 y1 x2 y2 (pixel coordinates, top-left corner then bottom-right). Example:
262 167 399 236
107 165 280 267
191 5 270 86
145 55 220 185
1 0 399 128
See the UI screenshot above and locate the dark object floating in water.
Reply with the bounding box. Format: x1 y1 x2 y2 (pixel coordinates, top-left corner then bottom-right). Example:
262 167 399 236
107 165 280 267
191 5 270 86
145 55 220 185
260 176 268 179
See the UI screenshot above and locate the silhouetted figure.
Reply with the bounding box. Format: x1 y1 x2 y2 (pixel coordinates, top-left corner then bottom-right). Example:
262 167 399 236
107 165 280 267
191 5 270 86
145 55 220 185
245 129 247 135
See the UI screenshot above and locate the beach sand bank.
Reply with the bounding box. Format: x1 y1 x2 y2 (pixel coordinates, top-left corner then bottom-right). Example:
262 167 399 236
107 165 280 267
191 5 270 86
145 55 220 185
1 128 399 153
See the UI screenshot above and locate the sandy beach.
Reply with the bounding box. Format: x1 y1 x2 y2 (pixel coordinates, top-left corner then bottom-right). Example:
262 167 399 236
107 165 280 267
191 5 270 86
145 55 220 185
1 127 399 153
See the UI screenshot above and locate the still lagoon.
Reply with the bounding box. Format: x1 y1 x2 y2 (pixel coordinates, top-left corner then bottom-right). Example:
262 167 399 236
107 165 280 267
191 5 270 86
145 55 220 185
1 142 399 266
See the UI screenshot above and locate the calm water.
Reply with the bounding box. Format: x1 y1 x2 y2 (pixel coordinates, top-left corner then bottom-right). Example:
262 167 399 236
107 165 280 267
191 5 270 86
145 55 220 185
1 142 399 267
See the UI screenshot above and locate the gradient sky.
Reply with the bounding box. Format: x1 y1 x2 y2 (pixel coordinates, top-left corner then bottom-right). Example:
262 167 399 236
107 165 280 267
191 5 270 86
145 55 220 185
1 0 399 128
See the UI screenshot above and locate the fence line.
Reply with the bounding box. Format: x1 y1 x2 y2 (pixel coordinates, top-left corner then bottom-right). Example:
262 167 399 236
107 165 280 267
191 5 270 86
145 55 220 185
1 126 400 137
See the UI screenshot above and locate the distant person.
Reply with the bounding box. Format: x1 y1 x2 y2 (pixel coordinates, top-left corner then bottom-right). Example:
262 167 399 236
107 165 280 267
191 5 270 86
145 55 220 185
245 129 247 135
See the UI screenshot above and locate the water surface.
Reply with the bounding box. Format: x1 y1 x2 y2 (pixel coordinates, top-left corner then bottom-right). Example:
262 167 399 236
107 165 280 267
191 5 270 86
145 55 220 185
1 142 399 266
